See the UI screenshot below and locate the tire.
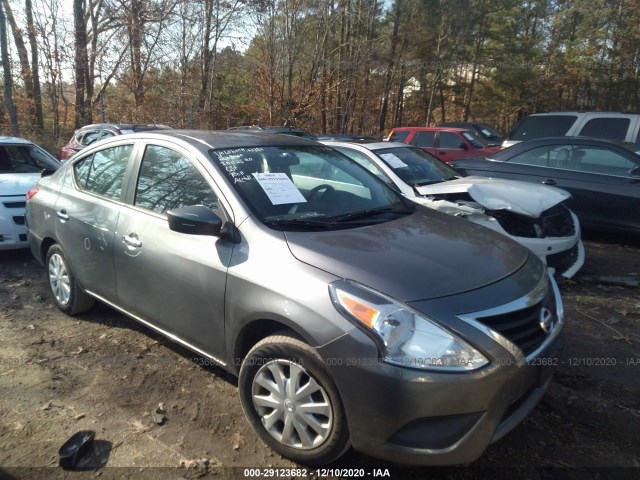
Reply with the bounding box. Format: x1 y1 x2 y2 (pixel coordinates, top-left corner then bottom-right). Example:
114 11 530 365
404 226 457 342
45 244 95 315
239 334 350 465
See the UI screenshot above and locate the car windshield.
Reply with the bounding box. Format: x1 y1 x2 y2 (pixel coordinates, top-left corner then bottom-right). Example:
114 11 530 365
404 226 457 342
0 144 59 173
477 124 502 139
210 145 413 228
373 146 460 186
461 130 489 148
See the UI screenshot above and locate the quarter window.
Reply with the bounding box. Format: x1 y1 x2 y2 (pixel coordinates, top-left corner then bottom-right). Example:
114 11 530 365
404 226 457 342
135 145 218 215
73 145 132 200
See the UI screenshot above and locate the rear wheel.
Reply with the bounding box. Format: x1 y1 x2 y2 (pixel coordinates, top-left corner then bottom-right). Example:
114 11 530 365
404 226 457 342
238 334 350 465
46 244 95 315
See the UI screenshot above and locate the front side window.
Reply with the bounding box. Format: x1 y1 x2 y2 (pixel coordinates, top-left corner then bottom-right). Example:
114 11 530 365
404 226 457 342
439 132 465 149
576 146 636 175
73 145 132 200
135 145 218 215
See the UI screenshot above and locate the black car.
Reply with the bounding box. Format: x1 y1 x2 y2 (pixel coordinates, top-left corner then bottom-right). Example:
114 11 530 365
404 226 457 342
437 121 504 146
452 137 640 232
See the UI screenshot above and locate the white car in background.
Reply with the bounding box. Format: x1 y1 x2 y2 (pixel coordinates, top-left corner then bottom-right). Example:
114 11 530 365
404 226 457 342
323 140 584 279
0 137 60 250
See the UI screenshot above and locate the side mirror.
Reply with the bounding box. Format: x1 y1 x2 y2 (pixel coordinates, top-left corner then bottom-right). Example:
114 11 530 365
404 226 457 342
41 169 57 177
629 165 640 177
167 205 223 236
459 143 469 150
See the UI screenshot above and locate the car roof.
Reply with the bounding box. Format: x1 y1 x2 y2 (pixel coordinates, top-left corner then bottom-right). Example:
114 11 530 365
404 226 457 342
97 129 321 150
507 136 630 146
320 140 410 151
76 123 172 131
0 136 34 145
391 126 468 133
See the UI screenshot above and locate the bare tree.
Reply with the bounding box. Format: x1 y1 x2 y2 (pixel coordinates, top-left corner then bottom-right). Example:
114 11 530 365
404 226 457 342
0 0 19 135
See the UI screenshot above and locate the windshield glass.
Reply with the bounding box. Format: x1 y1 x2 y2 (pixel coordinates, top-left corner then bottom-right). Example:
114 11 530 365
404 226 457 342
209 145 412 226
461 130 489 148
373 146 460 186
0 144 60 173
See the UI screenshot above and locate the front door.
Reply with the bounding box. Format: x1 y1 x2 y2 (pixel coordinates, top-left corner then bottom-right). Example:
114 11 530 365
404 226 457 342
114 144 233 361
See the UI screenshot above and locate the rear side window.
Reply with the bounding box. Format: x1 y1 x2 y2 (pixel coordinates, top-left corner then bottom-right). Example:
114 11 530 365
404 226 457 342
509 115 577 141
578 118 630 141
411 131 435 147
388 130 410 142
73 145 132 200
135 145 218 215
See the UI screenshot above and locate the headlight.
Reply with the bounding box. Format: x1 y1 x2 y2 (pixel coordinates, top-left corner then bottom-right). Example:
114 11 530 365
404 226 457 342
329 280 488 371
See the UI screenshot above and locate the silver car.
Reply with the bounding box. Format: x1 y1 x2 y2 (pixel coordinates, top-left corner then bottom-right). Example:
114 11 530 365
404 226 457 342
26 131 563 465
323 140 584 279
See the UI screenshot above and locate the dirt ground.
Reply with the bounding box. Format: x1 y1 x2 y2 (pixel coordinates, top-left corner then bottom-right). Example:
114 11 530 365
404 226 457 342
1 231 639 480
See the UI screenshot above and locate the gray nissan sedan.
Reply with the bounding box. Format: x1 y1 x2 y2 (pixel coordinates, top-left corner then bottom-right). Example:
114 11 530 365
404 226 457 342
26 130 563 465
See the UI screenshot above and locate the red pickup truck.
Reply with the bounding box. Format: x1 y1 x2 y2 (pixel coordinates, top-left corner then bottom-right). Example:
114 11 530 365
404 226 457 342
386 127 501 163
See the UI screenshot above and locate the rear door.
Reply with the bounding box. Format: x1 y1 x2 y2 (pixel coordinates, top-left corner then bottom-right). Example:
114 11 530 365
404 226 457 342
114 142 233 360
53 143 135 300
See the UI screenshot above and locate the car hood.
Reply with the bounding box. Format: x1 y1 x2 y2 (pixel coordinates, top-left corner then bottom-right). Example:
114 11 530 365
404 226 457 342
415 176 570 218
284 208 529 302
0 172 41 196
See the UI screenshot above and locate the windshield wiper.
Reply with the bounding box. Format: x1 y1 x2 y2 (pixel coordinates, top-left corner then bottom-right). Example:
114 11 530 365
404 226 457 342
329 206 414 223
263 218 334 228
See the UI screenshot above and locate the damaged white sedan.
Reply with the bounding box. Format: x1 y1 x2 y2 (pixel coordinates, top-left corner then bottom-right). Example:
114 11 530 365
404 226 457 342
324 141 584 279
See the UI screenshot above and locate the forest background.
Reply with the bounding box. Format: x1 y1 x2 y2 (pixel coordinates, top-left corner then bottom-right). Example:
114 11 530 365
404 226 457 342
0 0 639 153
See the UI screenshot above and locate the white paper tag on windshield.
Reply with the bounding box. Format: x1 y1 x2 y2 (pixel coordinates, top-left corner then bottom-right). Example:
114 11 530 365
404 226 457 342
380 153 408 169
253 173 307 205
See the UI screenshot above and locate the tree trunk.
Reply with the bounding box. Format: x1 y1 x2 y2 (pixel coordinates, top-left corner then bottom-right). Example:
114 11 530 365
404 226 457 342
25 0 43 129
2 0 35 123
378 0 402 135
0 0 19 135
74 0 90 127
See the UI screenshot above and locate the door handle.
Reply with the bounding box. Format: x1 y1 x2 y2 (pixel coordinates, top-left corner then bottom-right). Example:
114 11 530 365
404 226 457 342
438 151 446 155
56 209 69 221
542 179 557 185
122 233 142 248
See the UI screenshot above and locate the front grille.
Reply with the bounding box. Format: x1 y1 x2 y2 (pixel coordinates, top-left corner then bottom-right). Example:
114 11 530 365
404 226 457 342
547 243 579 275
490 204 574 238
12 215 25 225
3 201 26 209
473 287 558 357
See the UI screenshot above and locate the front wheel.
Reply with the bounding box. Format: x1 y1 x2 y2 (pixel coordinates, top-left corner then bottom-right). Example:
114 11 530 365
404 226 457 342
238 334 350 465
46 244 95 315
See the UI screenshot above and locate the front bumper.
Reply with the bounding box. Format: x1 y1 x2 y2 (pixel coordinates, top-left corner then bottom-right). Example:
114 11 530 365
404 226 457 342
319 267 564 466
0 195 28 250
319 325 562 465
